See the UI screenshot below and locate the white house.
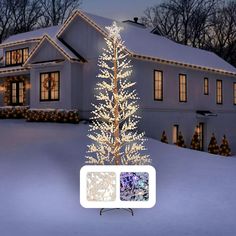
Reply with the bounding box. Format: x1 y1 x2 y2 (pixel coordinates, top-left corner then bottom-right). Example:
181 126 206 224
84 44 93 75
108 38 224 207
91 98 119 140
0 10 236 152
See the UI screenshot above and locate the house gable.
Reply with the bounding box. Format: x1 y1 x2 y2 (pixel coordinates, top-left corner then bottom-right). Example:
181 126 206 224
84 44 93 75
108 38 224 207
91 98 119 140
24 36 65 65
24 35 82 66
58 12 106 60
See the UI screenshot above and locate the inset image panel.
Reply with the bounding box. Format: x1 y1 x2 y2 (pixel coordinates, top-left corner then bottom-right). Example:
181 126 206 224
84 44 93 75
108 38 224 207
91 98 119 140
80 165 156 208
87 172 116 201
120 172 149 201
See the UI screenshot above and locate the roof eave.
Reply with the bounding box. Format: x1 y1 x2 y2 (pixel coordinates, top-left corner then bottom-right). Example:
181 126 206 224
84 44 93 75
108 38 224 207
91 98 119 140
57 10 107 38
132 54 236 77
23 35 81 66
0 38 41 49
0 66 30 76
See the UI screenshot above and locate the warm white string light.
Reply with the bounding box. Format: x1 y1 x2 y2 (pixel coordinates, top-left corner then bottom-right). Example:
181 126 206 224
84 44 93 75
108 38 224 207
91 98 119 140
86 22 151 165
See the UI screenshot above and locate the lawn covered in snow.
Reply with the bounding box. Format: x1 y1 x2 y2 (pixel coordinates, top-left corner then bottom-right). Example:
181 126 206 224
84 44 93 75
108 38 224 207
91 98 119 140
0 120 236 236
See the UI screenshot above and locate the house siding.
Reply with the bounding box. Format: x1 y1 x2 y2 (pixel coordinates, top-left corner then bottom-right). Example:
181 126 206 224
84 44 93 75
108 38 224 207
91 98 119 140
60 15 105 60
28 41 65 64
30 61 72 109
132 59 236 152
71 62 83 110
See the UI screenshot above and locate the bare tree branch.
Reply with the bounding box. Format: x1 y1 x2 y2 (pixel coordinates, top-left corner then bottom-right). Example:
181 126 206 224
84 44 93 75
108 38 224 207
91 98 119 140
39 0 82 26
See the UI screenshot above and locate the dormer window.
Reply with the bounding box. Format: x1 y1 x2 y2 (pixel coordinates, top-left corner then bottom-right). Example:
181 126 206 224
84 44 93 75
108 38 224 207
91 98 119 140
5 48 29 66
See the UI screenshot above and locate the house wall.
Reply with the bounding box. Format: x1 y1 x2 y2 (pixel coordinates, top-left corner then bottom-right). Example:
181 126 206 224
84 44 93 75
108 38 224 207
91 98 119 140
28 41 64 64
80 59 99 118
27 38 85 110
60 15 105 60
79 56 236 152
132 59 236 153
29 61 72 109
71 62 83 110
132 59 236 111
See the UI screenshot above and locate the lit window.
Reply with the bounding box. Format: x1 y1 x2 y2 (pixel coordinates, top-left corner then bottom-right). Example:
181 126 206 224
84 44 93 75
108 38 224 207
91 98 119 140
172 124 179 144
11 83 17 104
6 51 11 65
197 123 204 151
23 48 29 63
5 48 29 66
204 78 209 95
216 80 223 104
179 74 187 102
234 83 236 105
154 70 163 100
40 72 60 101
11 82 24 105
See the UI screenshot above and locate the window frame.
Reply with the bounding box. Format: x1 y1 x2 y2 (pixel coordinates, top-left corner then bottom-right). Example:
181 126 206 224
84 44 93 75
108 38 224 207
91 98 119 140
204 77 209 95
234 82 236 105
40 71 60 102
5 47 29 66
216 80 223 105
10 81 24 105
154 70 163 101
179 74 187 102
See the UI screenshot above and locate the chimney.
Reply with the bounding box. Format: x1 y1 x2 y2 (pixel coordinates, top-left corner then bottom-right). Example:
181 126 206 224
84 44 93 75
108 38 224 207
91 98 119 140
122 17 146 28
133 17 138 23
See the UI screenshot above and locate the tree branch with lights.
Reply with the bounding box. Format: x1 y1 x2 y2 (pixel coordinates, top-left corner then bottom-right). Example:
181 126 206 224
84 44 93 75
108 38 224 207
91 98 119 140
86 22 151 165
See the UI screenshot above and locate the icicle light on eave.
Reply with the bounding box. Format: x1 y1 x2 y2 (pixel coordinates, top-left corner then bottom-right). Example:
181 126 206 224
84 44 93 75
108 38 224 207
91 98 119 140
132 54 236 77
23 35 81 67
0 67 29 75
57 11 107 38
0 38 40 49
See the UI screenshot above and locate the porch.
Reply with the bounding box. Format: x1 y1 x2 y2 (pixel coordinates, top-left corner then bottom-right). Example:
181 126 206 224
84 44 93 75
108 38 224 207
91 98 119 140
0 72 30 107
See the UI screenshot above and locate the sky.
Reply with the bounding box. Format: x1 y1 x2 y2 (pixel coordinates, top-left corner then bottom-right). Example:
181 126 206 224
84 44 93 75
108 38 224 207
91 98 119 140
81 0 162 21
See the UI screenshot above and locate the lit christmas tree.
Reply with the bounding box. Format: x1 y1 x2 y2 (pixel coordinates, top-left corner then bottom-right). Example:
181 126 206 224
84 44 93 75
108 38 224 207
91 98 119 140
176 131 186 148
219 135 231 157
86 22 150 165
161 130 168 144
190 131 200 150
208 133 219 155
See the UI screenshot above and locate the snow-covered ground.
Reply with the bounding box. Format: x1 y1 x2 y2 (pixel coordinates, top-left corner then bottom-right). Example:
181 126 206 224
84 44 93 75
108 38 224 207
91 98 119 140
0 120 236 236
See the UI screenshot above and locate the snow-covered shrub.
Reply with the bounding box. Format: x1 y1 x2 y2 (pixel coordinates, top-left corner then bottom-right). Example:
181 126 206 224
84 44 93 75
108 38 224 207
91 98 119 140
26 109 79 123
0 106 29 119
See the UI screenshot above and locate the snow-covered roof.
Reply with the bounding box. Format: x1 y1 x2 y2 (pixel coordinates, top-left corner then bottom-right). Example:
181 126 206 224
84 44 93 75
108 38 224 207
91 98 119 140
1 26 60 46
1 25 80 62
80 11 236 76
1 11 236 75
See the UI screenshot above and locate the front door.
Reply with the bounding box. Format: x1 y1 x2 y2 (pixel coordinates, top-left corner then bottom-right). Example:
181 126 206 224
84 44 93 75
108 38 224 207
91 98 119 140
199 122 204 151
10 81 24 105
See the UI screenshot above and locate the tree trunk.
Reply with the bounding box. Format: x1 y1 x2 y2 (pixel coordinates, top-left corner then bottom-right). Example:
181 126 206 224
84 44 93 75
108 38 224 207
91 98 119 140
113 43 120 165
